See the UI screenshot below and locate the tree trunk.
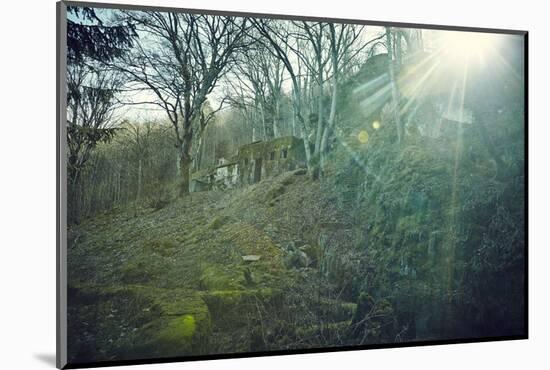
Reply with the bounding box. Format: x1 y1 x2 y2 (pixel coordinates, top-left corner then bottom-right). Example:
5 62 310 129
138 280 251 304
179 153 192 196
321 77 338 173
137 158 142 201
68 179 82 225
195 136 204 171
314 71 324 157
274 98 281 137
178 133 193 196
260 104 268 140
176 152 180 178
386 27 403 144
321 25 339 175
395 32 403 67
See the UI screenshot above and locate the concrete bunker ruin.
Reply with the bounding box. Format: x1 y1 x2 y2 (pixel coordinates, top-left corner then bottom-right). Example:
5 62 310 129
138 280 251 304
190 136 307 192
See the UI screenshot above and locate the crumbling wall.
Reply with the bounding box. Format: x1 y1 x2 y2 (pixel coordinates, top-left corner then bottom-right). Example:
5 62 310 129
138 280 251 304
236 136 307 186
190 136 307 192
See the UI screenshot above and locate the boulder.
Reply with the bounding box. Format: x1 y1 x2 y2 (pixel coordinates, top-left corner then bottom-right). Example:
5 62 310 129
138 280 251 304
241 255 261 262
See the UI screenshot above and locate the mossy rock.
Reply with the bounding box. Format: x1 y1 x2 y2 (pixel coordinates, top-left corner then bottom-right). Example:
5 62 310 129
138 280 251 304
121 261 151 284
68 284 212 361
199 265 244 291
160 315 196 340
67 285 160 362
284 249 309 269
145 238 179 257
225 223 283 268
202 288 282 328
131 286 212 357
208 215 230 230
145 315 197 355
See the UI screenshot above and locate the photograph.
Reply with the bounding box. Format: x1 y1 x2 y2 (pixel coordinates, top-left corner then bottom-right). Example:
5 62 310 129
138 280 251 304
60 1 526 366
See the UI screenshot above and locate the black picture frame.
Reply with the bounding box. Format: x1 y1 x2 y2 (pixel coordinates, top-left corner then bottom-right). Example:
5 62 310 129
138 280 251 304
57 1 528 368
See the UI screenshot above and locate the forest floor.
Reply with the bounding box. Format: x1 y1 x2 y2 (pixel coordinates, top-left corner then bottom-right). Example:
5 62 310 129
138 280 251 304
67 169 359 363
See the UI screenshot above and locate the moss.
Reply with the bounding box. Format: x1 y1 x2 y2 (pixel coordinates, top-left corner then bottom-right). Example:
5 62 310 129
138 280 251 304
157 314 196 343
199 265 244 291
208 215 230 230
132 286 212 357
145 238 178 257
69 285 212 357
121 261 150 284
281 173 297 186
266 185 286 200
225 223 283 267
203 289 245 309
202 288 282 328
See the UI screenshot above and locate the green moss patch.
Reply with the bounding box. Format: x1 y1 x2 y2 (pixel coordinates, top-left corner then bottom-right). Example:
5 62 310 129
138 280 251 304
199 265 244 291
208 215 230 230
121 261 151 284
153 314 197 353
144 238 179 257
202 288 282 329
68 284 212 361
224 223 283 267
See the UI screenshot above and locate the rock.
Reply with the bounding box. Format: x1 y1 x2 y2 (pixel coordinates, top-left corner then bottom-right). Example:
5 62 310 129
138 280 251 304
293 168 307 176
242 255 261 262
284 249 310 269
285 241 297 252
208 215 229 230
297 250 311 268
299 244 321 267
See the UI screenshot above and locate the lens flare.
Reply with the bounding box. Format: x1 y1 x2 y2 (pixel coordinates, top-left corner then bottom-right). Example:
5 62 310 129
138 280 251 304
358 130 369 143
372 121 381 130
437 31 503 67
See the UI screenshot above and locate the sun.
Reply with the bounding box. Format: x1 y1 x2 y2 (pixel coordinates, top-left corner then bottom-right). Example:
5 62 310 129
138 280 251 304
437 31 503 67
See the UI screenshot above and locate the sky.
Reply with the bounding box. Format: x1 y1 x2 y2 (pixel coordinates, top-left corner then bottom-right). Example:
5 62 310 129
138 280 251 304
69 5 522 125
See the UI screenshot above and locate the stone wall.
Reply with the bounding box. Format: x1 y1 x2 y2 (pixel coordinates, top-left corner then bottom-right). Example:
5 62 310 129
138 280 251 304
190 136 307 192
236 136 307 186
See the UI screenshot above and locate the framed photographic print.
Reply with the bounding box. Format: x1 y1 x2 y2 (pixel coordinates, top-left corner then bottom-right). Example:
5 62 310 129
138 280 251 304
57 1 528 368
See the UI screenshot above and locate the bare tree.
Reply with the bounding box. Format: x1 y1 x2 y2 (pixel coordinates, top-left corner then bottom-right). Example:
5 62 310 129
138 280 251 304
225 41 286 141
251 19 315 172
293 22 331 166
123 120 155 201
116 11 249 195
385 27 403 144
252 19 372 177
319 23 369 171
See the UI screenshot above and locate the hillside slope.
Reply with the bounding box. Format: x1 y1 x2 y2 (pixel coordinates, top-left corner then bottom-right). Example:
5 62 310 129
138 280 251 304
67 169 365 364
